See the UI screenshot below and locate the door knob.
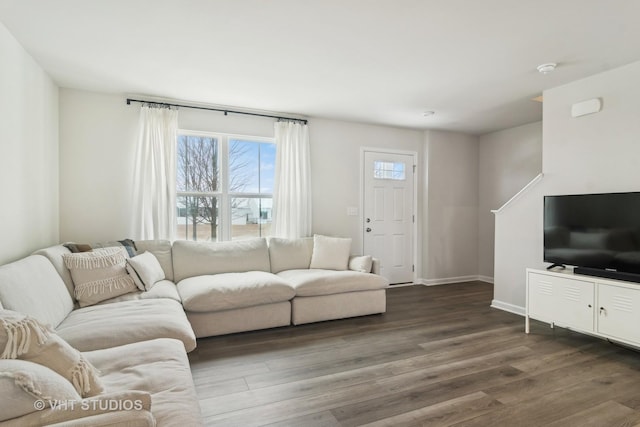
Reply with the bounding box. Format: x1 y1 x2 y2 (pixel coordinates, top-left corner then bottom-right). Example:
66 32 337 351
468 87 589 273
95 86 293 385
366 227 372 232
366 218 371 223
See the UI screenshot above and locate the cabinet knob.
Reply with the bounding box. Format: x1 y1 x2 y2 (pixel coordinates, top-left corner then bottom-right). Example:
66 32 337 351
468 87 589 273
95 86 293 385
599 307 606 315
588 304 592 308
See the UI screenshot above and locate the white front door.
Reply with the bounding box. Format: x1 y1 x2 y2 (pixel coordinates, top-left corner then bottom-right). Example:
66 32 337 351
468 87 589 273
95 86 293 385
363 150 415 284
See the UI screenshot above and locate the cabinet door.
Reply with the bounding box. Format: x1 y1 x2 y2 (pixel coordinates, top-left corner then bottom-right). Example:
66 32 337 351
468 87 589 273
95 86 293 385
528 272 594 332
527 272 557 322
597 283 640 345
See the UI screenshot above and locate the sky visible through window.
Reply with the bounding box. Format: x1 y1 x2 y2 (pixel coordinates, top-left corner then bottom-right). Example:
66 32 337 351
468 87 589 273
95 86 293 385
229 139 276 194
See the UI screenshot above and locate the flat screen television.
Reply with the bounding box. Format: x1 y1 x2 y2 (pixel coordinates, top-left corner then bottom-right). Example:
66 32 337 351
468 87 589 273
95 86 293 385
544 191 640 283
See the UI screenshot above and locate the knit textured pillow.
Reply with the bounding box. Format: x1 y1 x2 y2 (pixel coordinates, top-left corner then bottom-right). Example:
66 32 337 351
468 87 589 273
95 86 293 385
0 359 82 422
63 247 138 307
0 310 103 398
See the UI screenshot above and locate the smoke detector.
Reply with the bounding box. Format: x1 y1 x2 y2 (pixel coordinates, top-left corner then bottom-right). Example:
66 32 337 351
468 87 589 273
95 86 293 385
537 63 557 74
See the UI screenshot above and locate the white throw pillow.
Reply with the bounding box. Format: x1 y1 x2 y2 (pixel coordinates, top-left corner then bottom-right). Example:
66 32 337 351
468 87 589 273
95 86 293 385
126 251 166 291
63 247 138 307
349 255 373 273
0 359 82 422
309 235 352 271
267 237 313 273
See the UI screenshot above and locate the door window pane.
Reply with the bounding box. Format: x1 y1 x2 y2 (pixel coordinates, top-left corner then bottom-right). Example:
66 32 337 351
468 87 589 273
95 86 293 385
373 161 406 180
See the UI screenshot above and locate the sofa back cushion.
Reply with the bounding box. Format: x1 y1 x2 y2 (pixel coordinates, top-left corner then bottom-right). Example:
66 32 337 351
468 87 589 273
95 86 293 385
172 238 271 282
0 255 74 328
32 245 75 300
135 240 174 281
267 237 313 273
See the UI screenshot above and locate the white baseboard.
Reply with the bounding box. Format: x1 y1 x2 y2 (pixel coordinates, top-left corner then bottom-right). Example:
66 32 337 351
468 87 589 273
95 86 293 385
491 299 525 316
387 282 421 288
418 275 491 286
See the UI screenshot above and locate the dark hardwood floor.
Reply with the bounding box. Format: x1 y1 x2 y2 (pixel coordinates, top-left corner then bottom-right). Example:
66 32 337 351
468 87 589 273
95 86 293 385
188 283 640 426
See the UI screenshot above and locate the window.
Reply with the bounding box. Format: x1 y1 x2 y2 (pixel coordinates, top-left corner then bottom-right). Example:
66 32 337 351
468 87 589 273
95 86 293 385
373 160 406 180
176 132 275 241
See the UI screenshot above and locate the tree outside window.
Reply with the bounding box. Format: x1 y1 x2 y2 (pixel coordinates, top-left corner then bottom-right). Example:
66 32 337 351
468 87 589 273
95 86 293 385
176 133 275 241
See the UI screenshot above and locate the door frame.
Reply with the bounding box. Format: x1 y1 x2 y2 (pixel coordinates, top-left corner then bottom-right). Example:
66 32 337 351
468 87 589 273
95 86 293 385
360 147 419 284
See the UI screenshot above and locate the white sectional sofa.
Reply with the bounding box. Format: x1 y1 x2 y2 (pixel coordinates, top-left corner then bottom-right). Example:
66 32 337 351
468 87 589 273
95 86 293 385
0 235 387 426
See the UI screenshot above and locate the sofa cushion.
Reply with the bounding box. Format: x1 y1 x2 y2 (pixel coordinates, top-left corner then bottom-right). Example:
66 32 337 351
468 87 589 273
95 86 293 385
0 255 74 328
172 238 271 282
56 299 196 353
268 237 313 273
277 269 388 297
126 251 165 291
309 234 352 271
135 239 175 282
96 280 181 305
349 255 373 273
0 359 81 422
63 247 138 307
32 245 75 300
178 272 295 312
64 239 138 257
84 338 203 426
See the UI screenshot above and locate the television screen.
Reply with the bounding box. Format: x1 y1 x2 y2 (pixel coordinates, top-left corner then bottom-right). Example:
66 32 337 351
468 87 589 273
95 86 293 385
544 192 640 274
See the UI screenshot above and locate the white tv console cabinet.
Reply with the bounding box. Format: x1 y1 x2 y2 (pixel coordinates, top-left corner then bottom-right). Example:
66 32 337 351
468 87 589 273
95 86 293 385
526 267 640 348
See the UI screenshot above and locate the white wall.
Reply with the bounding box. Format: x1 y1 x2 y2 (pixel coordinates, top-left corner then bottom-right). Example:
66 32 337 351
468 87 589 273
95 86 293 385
59 89 276 243
0 23 59 264
59 90 138 242
422 130 479 283
309 118 423 256
494 60 640 314
478 122 542 280
58 92 424 259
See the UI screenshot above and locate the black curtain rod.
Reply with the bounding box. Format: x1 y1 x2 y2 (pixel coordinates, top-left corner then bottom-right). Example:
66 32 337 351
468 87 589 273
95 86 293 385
126 98 308 125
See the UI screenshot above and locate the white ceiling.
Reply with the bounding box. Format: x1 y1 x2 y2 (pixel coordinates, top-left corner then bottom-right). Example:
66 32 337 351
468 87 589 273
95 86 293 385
2 0 640 135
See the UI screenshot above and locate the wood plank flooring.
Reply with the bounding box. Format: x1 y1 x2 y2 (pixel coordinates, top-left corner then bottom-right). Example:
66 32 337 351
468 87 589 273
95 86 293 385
188 282 640 426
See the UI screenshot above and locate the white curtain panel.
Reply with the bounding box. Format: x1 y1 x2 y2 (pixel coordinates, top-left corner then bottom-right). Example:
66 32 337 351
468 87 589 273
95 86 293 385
132 105 178 240
273 121 312 238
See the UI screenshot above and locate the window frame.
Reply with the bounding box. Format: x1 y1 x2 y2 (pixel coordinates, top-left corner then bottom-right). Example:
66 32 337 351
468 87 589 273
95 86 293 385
176 129 275 241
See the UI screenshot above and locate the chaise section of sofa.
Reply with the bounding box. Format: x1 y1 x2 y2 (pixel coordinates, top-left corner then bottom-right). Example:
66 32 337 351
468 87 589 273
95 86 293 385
83 338 203 426
268 237 388 325
0 337 202 427
279 269 388 325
